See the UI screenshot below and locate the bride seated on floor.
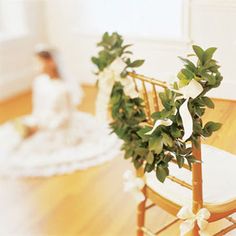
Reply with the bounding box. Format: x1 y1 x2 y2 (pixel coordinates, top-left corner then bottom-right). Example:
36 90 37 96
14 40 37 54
0 45 120 177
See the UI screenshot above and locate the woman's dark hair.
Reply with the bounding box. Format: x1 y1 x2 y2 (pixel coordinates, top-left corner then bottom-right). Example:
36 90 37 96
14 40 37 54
36 49 61 79
36 50 53 60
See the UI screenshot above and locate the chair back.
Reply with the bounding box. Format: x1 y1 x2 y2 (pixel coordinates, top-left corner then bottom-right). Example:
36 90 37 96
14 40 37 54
128 72 203 215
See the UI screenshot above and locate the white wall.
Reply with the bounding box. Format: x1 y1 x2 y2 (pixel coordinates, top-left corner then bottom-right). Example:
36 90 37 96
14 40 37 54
191 0 236 99
44 0 189 82
43 0 236 99
1 0 236 100
0 0 47 100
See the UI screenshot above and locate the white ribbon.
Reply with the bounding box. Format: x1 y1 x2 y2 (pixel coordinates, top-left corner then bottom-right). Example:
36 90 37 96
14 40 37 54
175 79 203 141
120 77 139 98
96 57 138 122
179 98 192 141
177 206 211 236
145 79 203 140
145 119 173 135
123 170 145 203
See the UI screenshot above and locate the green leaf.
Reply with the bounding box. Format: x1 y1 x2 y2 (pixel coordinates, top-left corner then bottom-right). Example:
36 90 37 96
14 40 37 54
91 56 99 65
137 126 152 139
162 133 173 147
110 92 121 104
202 97 215 109
144 162 155 173
186 155 196 170
204 74 216 86
192 45 205 62
159 92 172 110
176 155 184 168
135 147 148 156
163 154 173 163
156 165 169 183
181 147 192 155
181 69 194 80
178 57 196 72
133 158 143 169
147 151 154 164
202 121 222 138
194 106 205 117
202 47 217 64
100 32 109 45
128 60 145 68
205 121 222 132
151 110 172 120
122 44 132 50
187 53 196 57
193 121 202 135
149 136 163 154
202 128 212 137
170 125 182 138
177 71 191 87
124 50 133 55
173 82 179 90
124 148 133 159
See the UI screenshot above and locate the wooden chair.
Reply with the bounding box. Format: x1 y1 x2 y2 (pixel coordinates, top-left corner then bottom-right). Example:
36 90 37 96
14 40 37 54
127 72 236 236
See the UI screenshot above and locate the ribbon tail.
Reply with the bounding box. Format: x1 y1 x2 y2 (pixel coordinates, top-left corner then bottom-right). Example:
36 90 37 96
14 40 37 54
145 119 173 135
197 219 209 231
145 120 162 135
179 219 195 236
95 80 114 122
179 98 193 141
95 93 109 122
121 78 139 98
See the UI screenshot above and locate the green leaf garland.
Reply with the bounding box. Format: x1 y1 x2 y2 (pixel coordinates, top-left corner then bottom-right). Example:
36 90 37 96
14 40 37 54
92 32 223 183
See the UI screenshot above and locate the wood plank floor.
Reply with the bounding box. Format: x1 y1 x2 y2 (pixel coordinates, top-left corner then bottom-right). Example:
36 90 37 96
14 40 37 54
0 86 236 236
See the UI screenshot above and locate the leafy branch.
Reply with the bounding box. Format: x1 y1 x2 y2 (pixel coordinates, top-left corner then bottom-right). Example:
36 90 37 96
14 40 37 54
91 32 144 76
92 33 223 183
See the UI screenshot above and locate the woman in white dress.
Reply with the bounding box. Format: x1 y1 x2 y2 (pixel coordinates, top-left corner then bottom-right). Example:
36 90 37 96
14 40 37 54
0 46 120 177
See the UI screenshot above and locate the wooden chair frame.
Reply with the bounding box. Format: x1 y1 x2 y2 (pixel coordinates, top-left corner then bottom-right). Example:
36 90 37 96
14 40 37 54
127 72 236 236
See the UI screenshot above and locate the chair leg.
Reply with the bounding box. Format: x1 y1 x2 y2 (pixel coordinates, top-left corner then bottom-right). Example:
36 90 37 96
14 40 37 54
136 168 146 236
137 199 146 236
192 223 200 236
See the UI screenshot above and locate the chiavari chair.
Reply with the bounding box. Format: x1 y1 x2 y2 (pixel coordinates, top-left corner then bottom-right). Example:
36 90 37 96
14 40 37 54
127 72 236 236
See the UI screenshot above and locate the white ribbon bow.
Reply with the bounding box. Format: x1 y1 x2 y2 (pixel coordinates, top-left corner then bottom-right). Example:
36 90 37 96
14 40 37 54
96 57 138 122
123 170 145 203
177 206 211 236
175 79 203 141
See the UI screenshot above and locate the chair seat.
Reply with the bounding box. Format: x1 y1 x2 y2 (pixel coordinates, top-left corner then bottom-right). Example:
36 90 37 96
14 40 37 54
146 144 236 206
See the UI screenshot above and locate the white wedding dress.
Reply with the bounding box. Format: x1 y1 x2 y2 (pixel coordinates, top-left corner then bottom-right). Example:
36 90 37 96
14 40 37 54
0 75 121 177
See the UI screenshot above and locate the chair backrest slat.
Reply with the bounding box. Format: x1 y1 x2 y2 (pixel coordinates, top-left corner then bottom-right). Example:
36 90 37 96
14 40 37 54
141 81 152 123
132 77 139 93
152 84 159 112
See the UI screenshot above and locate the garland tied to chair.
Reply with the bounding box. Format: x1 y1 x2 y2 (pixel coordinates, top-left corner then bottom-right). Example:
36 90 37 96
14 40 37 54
92 32 223 183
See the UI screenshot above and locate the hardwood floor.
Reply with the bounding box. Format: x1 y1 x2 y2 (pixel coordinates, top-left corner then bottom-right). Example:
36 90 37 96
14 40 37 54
0 86 236 236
